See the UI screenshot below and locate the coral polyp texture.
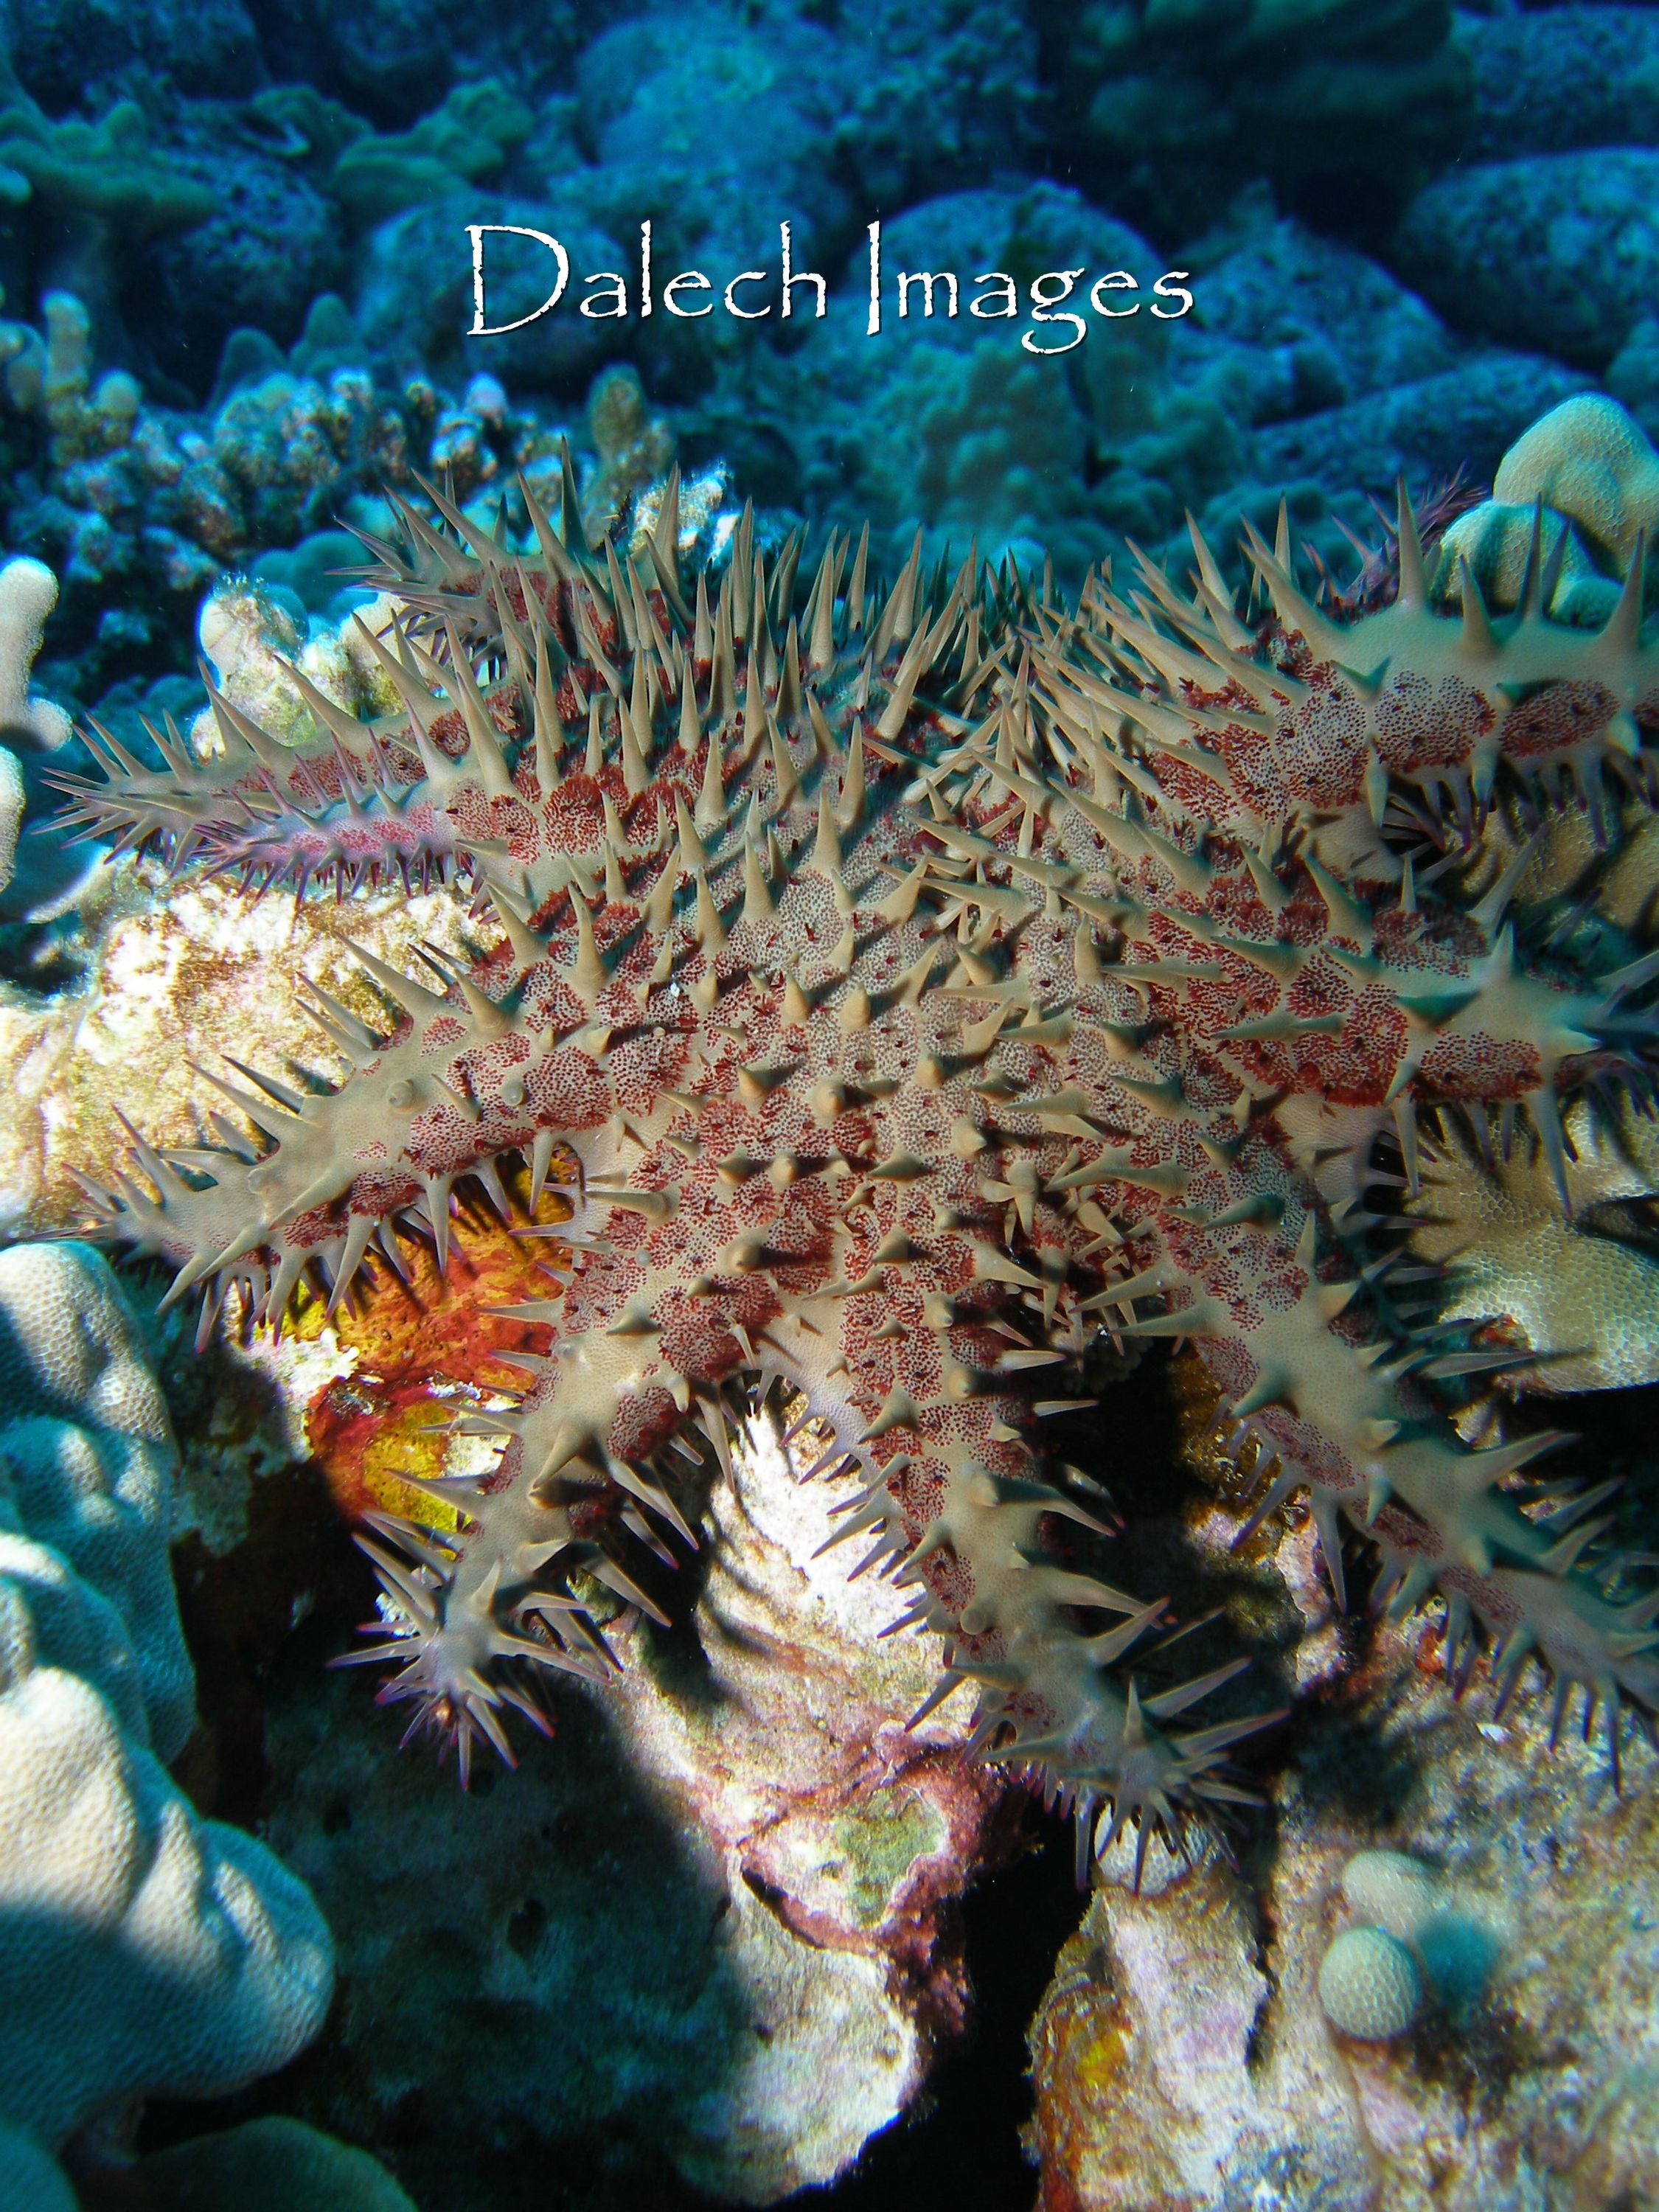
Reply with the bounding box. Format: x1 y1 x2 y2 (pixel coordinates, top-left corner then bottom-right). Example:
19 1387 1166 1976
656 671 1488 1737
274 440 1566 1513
57 394 1659 1877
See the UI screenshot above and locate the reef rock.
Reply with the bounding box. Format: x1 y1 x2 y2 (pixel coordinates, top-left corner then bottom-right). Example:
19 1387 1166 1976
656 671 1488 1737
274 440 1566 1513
355 194 625 392
1394 151 1659 372
1045 0 1471 240
825 0 1040 206
1194 216 1461 410
148 136 346 389
1026 1603 1659 2211
261 1400 1003 2207
757 183 1222 581
7 0 263 108
254 0 460 125
1251 352 1589 507
1458 4 1659 163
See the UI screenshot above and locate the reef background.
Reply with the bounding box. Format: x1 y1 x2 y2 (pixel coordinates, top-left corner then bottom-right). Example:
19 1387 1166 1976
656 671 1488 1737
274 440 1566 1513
6 4 1659 2210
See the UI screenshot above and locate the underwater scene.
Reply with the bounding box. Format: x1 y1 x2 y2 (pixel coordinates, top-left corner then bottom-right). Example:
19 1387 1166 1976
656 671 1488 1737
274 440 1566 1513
6 1 1659 2208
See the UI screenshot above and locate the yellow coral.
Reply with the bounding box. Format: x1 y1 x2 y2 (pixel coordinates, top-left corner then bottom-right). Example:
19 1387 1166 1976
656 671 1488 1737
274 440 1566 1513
1318 1926 1422 2041
1433 497 1615 625
1494 393 1659 572
1410 1099 1659 1393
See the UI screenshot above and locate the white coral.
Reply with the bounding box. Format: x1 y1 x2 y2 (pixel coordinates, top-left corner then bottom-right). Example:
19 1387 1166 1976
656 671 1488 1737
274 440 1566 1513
0 557 70 751
0 554 72 901
0 1242 335 2171
0 1239 195 1752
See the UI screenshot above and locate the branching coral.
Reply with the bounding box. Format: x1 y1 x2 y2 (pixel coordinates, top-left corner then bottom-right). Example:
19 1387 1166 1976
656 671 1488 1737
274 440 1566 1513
0 552 72 908
0 292 140 470
52 394 1659 1880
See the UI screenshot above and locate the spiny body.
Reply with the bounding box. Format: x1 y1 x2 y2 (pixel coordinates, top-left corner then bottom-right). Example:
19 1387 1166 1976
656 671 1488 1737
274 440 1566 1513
60 444 1659 1877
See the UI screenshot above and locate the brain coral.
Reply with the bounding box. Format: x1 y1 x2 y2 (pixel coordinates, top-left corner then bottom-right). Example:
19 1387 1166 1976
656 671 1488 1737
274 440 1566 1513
52 393 1659 1885
1436 393 1659 626
1317 1924 1422 2041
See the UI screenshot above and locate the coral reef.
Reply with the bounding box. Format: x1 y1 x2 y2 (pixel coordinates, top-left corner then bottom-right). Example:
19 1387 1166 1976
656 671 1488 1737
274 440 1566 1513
2 0 1657 2192
0 1239 335 2197
0 62 1596 728
1192 212 1462 410
1420 0 1659 450
1023 1554 1659 2210
1246 353 1589 524
0 293 378 658
329 80 535 229
265 1390 1006 2204
144 124 345 391
737 184 1236 584
1457 4 1659 165
0 292 140 472
0 289 640 702
50 387 1659 1911
0 73 215 246
580 364 675 540
1039 0 1472 239
7 0 265 113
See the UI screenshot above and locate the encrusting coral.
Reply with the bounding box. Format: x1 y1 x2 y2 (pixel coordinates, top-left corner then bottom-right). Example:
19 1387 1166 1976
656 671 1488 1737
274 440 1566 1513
0 72 214 243
51 392 1659 1883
